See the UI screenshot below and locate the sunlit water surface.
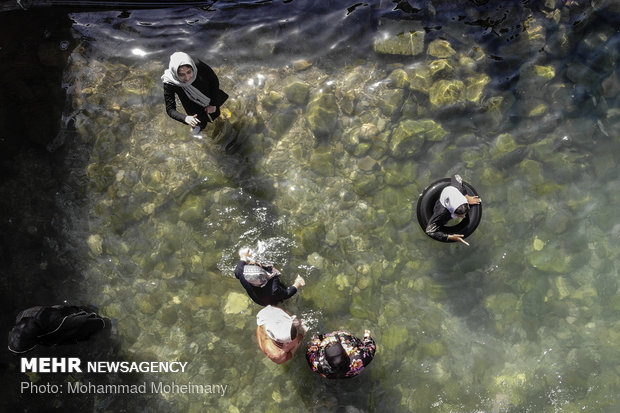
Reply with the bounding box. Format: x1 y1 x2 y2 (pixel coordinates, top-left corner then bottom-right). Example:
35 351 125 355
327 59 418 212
22 1 620 411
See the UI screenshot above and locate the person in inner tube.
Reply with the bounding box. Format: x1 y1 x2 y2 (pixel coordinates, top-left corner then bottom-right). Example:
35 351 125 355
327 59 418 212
425 174 482 246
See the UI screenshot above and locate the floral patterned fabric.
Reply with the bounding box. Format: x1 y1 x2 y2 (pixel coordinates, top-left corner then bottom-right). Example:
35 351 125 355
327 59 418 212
306 330 376 379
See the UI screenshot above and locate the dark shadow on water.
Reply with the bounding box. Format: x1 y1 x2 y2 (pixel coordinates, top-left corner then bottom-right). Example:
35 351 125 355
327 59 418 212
0 7 181 412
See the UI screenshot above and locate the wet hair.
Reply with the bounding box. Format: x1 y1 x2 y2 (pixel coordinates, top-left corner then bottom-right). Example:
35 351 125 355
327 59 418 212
290 319 300 341
325 341 350 374
454 203 470 216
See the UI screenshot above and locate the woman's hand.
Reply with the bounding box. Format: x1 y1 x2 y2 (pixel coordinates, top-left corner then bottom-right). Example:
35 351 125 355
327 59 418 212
466 195 482 205
447 234 470 246
206 105 217 114
293 275 306 289
185 114 200 127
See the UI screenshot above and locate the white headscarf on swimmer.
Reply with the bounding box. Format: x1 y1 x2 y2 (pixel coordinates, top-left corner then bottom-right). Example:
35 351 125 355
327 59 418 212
238 247 275 287
161 52 211 107
256 306 296 344
439 186 468 219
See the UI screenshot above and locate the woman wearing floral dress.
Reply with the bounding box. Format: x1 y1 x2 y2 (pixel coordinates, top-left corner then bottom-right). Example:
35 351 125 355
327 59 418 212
306 329 376 379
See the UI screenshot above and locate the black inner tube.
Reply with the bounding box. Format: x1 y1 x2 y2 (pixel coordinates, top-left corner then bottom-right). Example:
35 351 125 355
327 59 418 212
416 178 482 242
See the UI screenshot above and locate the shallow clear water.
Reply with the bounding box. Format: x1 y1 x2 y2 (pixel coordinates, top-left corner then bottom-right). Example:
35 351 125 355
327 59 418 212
10 0 620 411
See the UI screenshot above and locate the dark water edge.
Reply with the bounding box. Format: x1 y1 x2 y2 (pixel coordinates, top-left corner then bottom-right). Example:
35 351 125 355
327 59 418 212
1 1 619 412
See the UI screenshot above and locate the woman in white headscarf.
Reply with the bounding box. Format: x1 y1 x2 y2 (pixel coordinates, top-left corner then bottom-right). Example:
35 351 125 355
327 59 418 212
234 247 305 306
162 52 228 136
255 305 306 364
425 174 482 245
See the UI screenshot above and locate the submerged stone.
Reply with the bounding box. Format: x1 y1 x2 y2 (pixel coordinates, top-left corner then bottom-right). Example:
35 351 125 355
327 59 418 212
407 65 432 94
465 74 490 103
428 39 456 58
387 69 409 89
223 292 250 314
306 92 339 139
429 79 465 107
283 78 310 105
429 59 454 77
390 119 447 158
374 30 425 56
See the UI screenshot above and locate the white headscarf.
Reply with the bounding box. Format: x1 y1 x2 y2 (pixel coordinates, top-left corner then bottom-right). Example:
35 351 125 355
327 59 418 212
440 186 468 219
161 52 211 107
256 306 295 343
243 264 274 287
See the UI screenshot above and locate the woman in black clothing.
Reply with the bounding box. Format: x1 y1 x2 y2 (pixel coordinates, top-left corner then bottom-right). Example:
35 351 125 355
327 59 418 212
425 174 482 246
162 51 228 137
234 247 305 306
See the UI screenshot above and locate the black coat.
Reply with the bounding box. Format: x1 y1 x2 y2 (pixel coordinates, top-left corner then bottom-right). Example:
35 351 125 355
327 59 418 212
164 59 228 127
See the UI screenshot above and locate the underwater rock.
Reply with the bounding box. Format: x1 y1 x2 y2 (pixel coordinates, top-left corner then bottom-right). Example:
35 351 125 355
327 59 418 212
602 70 620 99
382 324 410 351
407 65 432 94
306 92 339 139
429 79 465 107
428 39 456 58
528 246 571 273
429 59 454 78
157 305 179 326
309 147 336 177
349 170 380 196
387 69 409 89
465 73 491 103
566 61 600 90
179 194 208 224
373 30 425 56
341 90 357 115
292 59 312 71
389 119 447 158
357 156 378 172
268 105 298 136
137 294 157 315
295 222 326 252
383 158 417 187
262 90 283 109
378 89 405 117
223 292 250 314
306 252 326 270
283 78 310 105
87 234 104 255
305 281 349 314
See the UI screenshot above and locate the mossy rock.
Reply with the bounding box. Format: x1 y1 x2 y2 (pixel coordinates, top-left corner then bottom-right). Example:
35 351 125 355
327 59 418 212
179 194 208 223
383 159 417 187
429 79 465 107
283 79 310 105
306 92 339 139
465 73 490 103
296 222 326 251
428 39 456 58
407 66 432 94
378 89 405 117
373 30 425 56
429 59 453 78
309 148 336 177
390 119 447 158
262 90 283 109
382 324 410 351
528 248 572 273
269 105 298 136
350 170 380 196
387 69 409 89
